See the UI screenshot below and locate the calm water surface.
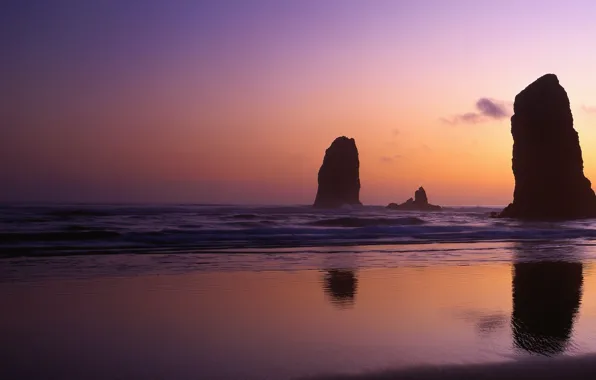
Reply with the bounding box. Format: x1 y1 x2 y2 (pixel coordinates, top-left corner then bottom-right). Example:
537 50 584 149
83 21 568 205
2 242 596 379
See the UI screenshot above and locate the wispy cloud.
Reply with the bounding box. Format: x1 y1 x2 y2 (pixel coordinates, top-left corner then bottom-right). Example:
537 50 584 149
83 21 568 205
391 128 400 136
380 154 403 163
582 105 596 113
443 98 512 125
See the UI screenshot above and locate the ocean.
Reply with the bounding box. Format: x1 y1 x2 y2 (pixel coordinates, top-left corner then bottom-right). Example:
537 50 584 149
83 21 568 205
3 203 596 258
3 204 596 379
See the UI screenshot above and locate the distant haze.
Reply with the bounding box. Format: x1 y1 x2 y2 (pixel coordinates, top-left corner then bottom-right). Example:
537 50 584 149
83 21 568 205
3 0 596 205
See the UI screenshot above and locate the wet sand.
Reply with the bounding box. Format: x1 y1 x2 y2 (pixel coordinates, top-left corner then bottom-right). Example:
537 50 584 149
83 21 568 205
2 257 596 379
308 354 596 380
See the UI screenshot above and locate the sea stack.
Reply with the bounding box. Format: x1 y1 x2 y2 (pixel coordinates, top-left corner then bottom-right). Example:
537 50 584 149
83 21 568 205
387 186 441 211
313 136 361 208
499 74 596 219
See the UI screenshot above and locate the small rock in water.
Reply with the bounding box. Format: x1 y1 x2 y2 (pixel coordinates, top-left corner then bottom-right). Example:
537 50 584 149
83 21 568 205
387 187 442 211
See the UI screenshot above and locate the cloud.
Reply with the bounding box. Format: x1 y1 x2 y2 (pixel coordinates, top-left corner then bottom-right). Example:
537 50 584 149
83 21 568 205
582 105 596 113
443 98 512 125
380 154 403 163
391 128 400 136
476 98 509 118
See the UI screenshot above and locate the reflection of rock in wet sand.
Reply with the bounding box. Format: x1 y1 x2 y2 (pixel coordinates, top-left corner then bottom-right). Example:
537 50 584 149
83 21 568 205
323 270 358 308
475 314 508 335
512 260 583 355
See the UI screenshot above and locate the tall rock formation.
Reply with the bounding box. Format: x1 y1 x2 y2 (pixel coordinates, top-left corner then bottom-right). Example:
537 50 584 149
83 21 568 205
387 187 441 211
500 74 596 219
313 137 361 208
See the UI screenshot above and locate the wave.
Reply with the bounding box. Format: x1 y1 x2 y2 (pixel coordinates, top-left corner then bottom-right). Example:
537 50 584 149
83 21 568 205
230 214 260 220
5 223 596 255
0 230 122 243
307 217 426 227
224 221 277 228
46 209 112 218
3 204 596 257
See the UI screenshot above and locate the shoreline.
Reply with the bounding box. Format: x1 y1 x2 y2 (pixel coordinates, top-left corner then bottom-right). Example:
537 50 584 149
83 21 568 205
306 354 596 380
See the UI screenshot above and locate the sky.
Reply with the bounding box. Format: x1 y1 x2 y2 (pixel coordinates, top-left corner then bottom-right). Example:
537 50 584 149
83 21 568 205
3 0 596 205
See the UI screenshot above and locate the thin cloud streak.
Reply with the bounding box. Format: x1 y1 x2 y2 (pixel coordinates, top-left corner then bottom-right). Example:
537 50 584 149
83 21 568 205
380 154 403 163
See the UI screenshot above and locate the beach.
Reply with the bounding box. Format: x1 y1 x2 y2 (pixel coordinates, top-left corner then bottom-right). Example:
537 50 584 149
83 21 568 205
7 1 596 378
3 229 596 379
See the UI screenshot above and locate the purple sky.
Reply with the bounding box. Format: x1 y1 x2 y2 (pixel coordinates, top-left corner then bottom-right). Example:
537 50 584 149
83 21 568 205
3 0 596 204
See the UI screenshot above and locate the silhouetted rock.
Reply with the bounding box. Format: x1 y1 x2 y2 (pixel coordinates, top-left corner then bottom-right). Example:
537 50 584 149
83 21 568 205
387 187 441 211
313 137 361 208
414 187 428 204
323 270 358 308
500 74 596 219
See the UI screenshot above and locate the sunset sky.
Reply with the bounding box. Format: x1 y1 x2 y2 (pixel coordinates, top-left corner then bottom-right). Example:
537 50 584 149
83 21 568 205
4 0 596 205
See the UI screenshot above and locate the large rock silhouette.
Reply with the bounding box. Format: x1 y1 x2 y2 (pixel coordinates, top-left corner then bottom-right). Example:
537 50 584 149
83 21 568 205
387 186 441 211
500 74 596 219
313 137 361 208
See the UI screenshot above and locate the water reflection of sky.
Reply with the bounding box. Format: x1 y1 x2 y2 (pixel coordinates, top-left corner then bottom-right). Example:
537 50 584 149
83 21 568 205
4 244 596 379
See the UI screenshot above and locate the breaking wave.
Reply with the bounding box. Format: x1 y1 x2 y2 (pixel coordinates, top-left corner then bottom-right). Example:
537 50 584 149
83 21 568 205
3 204 596 256
306 216 426 227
